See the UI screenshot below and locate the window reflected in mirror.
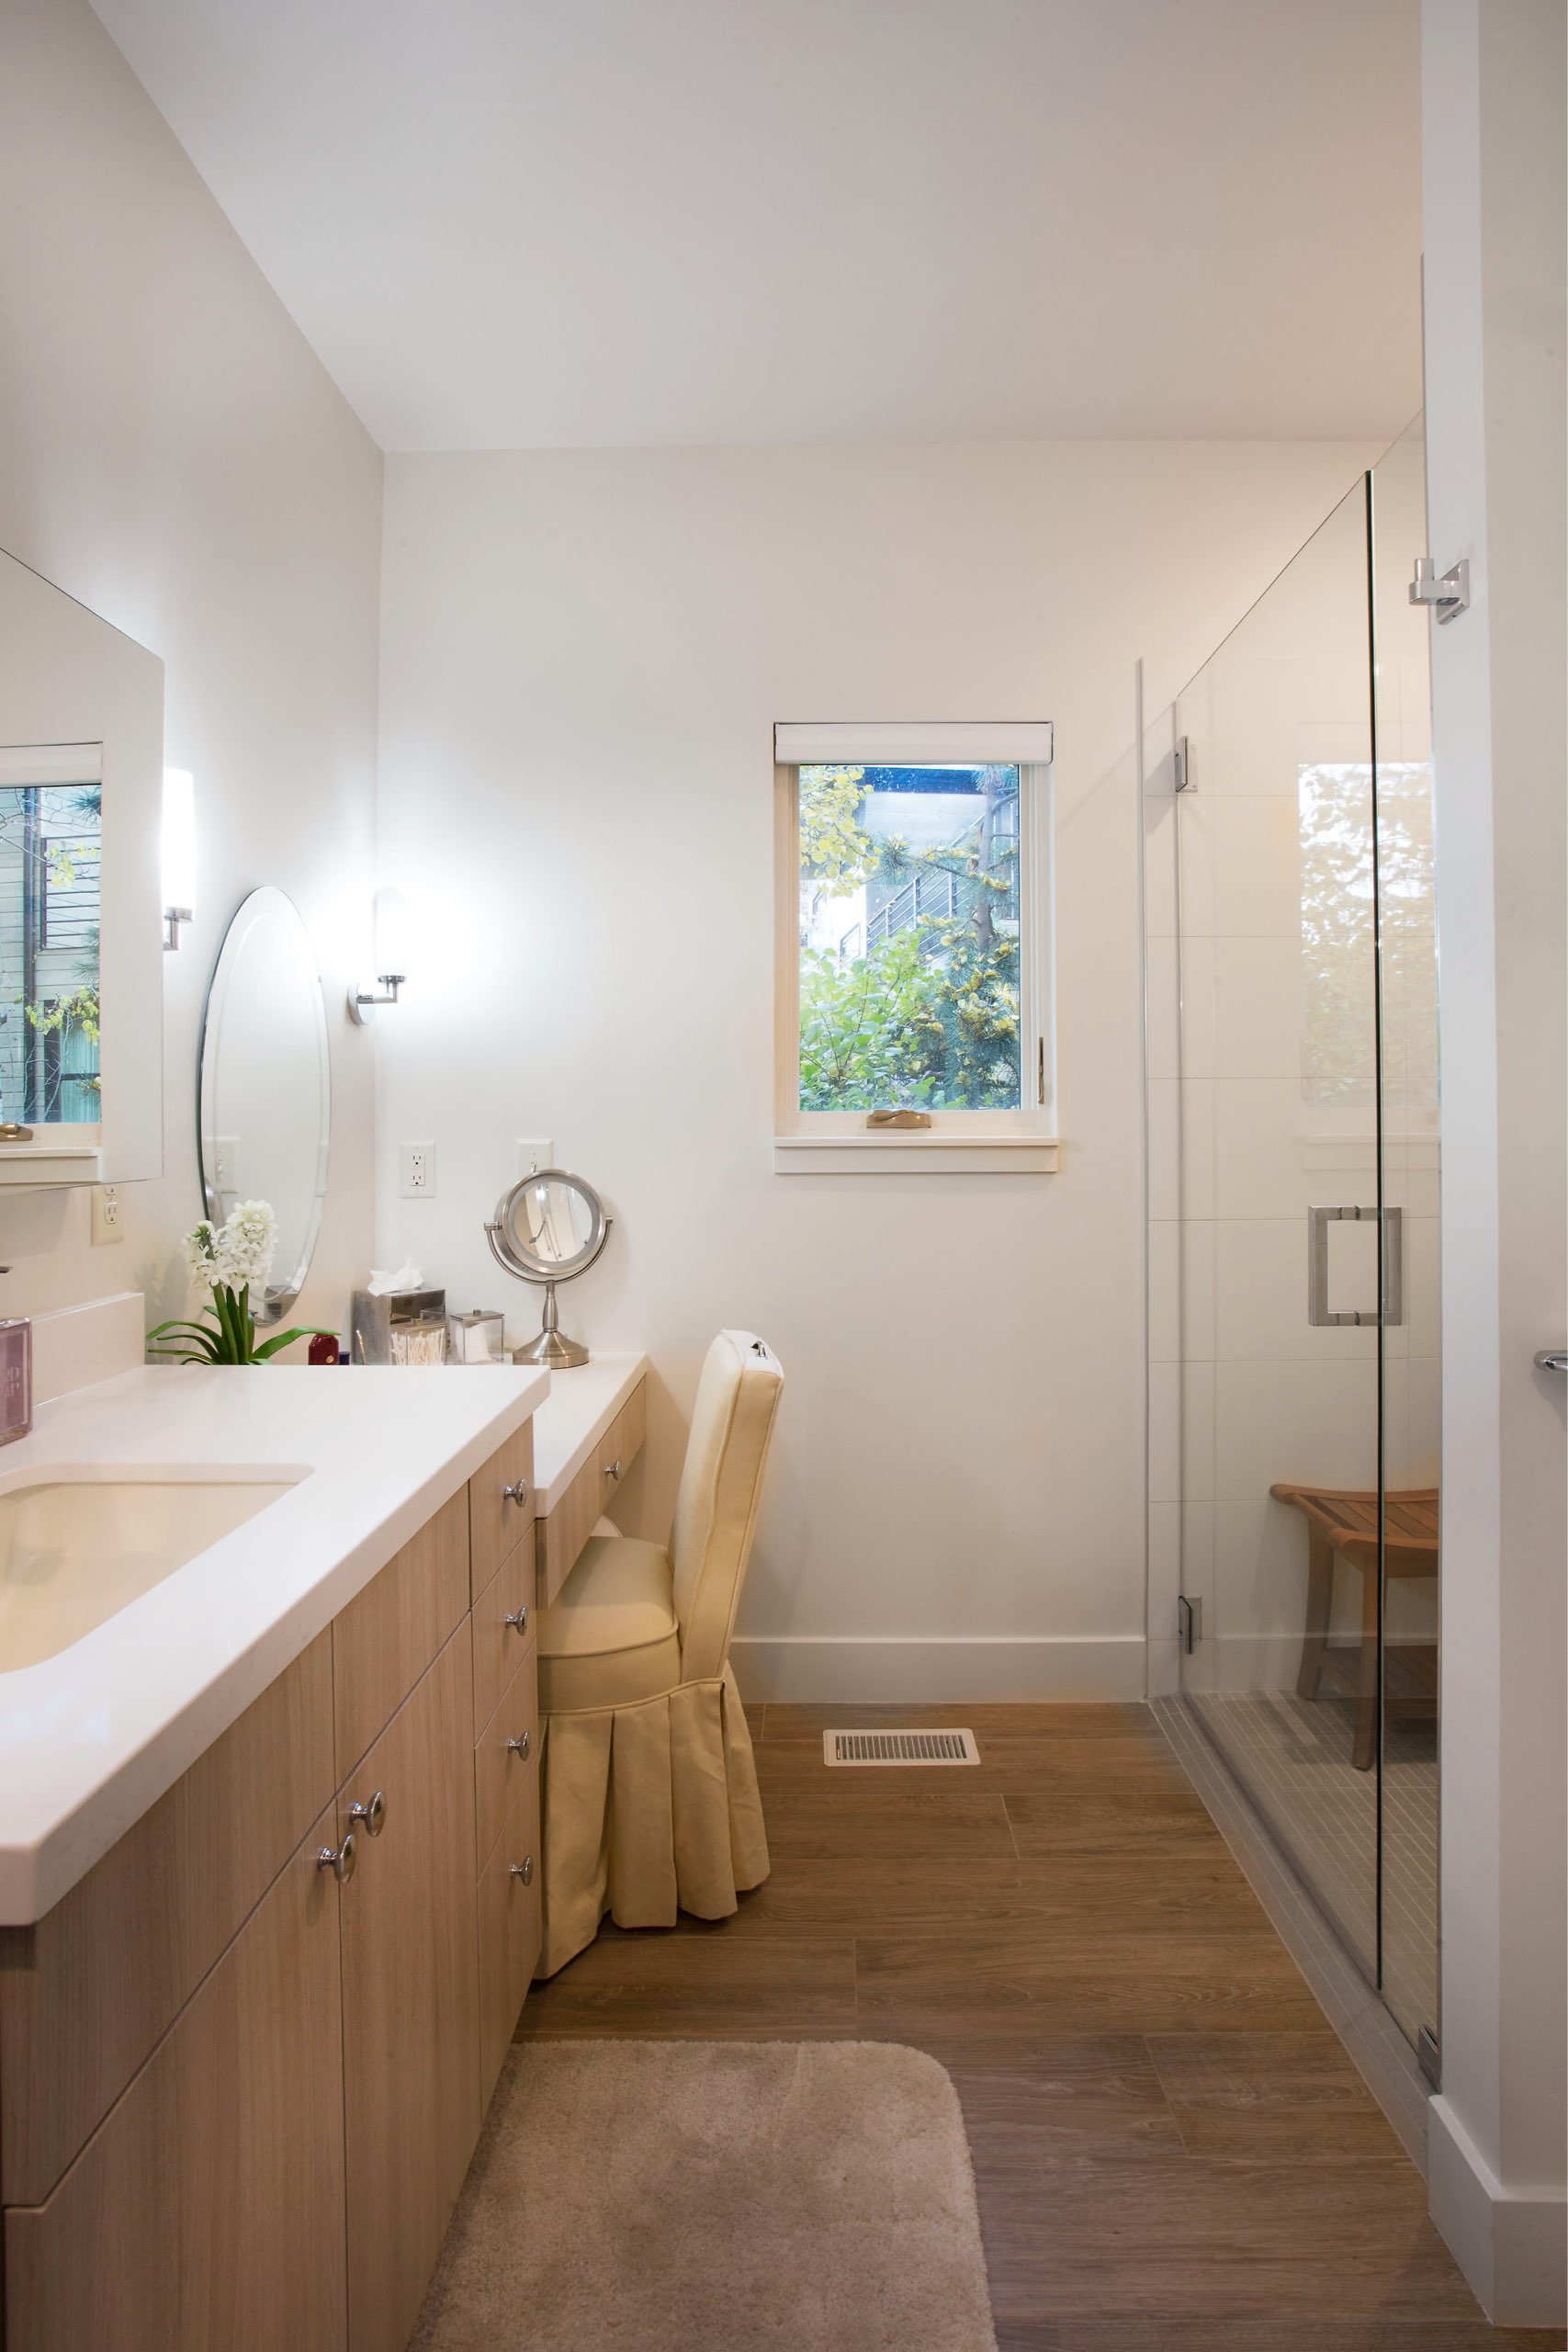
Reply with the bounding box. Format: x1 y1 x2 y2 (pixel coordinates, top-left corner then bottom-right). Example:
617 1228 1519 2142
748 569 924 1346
0 762 101 1128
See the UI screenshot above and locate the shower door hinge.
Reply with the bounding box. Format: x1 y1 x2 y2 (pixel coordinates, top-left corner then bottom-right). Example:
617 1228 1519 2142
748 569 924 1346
1177 1594 1201 1654
1173 735 1193 791
1410 555 1470 623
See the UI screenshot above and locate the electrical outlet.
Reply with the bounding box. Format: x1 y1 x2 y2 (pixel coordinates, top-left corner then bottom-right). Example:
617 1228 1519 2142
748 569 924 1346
515 1137 555 1180
400 1142 436 1199
91 1184 124 1246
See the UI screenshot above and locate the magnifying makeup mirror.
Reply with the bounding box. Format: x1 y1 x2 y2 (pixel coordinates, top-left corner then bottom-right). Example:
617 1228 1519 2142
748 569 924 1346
484 1169 610 1368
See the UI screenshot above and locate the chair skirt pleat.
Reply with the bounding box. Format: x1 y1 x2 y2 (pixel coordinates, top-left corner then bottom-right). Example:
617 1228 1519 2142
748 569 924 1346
536 1664 769 1978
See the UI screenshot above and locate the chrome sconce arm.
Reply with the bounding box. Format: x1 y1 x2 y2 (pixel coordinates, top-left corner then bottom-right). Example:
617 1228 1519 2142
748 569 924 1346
347 972 406 1025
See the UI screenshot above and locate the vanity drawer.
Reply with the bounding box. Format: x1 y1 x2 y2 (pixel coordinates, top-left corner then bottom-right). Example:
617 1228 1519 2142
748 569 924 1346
474 1639 539 1874
598 1378 647 1497
469 1420 536 1602
536 1379 648 1610
333 1489 469 1782
471 1534 535 1733
476 1764 542 2110
0 1631 335 2209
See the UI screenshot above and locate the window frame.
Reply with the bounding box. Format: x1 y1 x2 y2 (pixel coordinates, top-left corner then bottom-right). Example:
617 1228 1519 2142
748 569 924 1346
773 739 1058 1174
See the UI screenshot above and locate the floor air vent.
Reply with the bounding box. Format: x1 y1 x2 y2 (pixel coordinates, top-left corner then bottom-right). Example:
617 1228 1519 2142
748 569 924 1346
824 1728 980 1766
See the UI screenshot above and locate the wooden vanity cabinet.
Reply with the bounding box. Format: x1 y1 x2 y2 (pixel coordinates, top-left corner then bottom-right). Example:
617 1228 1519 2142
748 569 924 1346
337 1620 479 2352
0 1423 544 2352
5 1804 349 2352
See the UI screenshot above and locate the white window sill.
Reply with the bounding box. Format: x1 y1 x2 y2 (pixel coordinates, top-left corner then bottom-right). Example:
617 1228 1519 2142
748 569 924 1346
773 1134 1061 1175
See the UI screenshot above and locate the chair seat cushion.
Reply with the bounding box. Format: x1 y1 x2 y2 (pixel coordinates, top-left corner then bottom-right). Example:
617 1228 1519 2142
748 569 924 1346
538 1535 682 1713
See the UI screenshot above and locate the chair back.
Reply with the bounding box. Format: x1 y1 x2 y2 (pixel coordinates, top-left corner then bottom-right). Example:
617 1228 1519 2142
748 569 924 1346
669 1330 784 1681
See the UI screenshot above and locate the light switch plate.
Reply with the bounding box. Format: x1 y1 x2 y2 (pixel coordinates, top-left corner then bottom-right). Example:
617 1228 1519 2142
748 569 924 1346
400 1142 436 1199
515 1137 555 1180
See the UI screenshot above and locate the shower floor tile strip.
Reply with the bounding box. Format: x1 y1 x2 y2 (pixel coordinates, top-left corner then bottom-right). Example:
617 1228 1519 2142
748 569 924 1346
1182 1686 1438 2040
1151 1691 1434 2171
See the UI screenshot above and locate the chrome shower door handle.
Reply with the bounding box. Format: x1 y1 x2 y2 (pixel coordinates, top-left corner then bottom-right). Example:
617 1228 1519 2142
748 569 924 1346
1308 1204 1404 1328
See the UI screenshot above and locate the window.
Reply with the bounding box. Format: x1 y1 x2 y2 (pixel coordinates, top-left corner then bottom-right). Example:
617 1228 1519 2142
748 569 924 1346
774 722 1055 1171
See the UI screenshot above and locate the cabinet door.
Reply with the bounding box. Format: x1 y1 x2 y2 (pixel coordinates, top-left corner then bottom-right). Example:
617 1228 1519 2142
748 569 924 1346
338 1620 480 2352
5 1806 347 2352
476 1756 542 2109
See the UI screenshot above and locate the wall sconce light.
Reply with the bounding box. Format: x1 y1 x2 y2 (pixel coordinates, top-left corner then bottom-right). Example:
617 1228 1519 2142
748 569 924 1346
349 885 411 1024
162 768 196 951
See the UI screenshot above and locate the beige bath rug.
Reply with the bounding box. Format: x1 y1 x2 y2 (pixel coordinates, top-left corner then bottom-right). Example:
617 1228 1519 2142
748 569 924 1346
412 2039 998 2352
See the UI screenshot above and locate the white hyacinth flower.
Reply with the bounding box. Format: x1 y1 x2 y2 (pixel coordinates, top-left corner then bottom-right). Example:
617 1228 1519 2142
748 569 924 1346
185 1220 220 1295
182 1200 278 1297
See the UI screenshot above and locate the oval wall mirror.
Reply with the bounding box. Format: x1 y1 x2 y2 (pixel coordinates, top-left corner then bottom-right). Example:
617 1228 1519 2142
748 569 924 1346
198 887 331 1321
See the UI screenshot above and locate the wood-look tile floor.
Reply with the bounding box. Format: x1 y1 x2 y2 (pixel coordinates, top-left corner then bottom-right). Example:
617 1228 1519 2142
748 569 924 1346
517 1702 1565 2350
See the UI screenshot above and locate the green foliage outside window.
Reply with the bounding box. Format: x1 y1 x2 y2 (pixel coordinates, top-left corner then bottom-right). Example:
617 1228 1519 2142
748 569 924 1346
798 763 1022 1112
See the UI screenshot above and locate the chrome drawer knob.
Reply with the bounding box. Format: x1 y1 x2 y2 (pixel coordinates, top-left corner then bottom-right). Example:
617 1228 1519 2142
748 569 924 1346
347 1789 386 1838
603 1457 623 1482
503 1606 529 1634
502 1479 529 1506
506 1729 532 1760
511 1856 535 1885
317 1831 356 1885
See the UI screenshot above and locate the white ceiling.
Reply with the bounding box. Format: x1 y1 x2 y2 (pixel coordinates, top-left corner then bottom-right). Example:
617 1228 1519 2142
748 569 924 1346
90 0 1423 454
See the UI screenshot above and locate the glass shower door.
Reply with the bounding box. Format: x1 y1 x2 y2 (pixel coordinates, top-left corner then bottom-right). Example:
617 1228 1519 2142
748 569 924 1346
1172 475 1384 1980
1168 430 1440 2048
1369 418 1440 2053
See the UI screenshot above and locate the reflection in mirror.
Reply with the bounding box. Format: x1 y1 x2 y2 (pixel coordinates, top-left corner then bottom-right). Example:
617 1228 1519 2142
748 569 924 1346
0 750 101 1128
199 888 330 1321
516 1178 596 1268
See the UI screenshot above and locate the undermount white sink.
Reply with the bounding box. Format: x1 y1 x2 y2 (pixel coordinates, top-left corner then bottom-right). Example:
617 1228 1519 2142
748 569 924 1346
0 1475 299 1672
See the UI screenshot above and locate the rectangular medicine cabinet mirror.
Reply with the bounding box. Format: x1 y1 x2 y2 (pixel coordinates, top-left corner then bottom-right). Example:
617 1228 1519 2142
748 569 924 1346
0 548 164 1185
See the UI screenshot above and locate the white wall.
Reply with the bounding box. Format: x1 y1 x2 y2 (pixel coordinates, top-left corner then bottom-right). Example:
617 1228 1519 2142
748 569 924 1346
377 439 1373 1697
0 0 382 1350
1420 0 1567 2324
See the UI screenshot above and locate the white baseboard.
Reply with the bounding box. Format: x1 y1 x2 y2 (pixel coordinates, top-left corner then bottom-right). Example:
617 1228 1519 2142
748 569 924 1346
728 1635 1146 1704
1428 2096 1568 2327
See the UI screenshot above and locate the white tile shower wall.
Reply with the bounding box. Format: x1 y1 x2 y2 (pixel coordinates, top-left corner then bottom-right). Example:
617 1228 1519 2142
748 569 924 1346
0 0 382 1346
378 440 1374 1698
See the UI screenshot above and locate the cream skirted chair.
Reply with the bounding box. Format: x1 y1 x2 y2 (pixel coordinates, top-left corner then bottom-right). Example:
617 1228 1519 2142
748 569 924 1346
536 1329 784 1977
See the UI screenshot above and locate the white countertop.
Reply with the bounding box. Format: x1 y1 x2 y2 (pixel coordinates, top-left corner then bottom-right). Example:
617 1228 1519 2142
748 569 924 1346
528 1351 649 1511
0 1361 549 1924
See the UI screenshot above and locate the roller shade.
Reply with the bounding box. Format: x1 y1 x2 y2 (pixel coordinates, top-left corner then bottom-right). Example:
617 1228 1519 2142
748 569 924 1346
774 720 1053 766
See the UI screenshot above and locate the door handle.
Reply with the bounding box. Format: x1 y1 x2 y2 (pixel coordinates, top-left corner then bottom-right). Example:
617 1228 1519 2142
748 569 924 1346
1308 1204 1404 1328
1535 1350 1568 1374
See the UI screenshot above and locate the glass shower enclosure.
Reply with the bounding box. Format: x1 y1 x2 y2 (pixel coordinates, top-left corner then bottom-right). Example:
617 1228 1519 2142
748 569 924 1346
1154 420 1439 2053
